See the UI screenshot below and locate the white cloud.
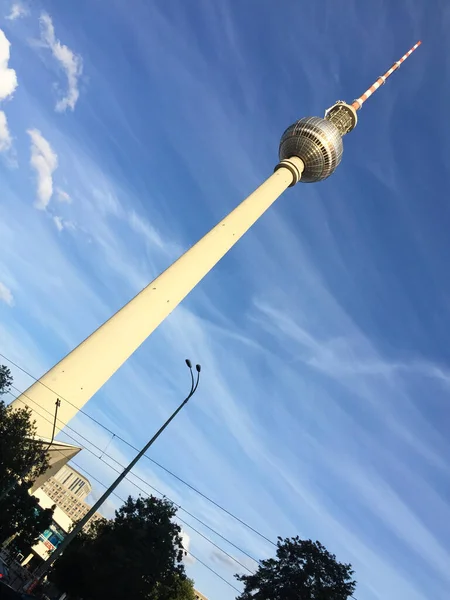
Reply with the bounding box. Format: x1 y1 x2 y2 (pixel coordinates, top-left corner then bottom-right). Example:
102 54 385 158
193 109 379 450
52 214 76 232
128 210 167 251
0 111 12 151
56 187 71 203
0 30 17 100
210 549 245 573
0 29 18 152
0 281 14 306
180 530 196 565
6 2 29 20
39 13 83 112
53 215 63 231
27 129 58 210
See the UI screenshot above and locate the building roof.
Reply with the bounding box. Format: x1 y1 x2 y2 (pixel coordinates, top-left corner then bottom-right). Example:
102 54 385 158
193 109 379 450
29 439 82 493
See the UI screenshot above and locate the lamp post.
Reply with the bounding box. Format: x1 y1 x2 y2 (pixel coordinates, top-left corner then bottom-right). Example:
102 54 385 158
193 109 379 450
25 360 201 591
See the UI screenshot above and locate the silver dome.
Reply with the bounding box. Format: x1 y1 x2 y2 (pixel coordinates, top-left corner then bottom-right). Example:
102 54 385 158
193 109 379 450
279 117 344 183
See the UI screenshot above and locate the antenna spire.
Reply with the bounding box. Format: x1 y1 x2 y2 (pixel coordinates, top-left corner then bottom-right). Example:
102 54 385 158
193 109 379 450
352 41 422 110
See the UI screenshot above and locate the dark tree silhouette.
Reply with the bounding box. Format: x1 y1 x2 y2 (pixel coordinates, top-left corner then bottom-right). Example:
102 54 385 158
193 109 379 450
236 537 356 600
0 364 13 395
0 401 50 495
0 396 54 548
50 495 195 600
0 481 54 549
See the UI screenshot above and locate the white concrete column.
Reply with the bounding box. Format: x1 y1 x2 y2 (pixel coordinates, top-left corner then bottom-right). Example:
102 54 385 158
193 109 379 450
11 158 304 438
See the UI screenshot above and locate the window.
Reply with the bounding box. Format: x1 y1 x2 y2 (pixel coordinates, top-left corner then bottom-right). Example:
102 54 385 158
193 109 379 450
62 472 73 485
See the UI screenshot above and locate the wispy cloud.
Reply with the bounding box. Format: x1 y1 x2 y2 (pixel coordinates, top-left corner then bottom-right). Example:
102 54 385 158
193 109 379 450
6 2 28 21
52 215 63 231
0 281 14 306
52 214 75 232
27 129 58 210
128 210 171 253
0 111 12 152
56 187 71 203
210 549 247 573
0 29 18 152
39 13 83 112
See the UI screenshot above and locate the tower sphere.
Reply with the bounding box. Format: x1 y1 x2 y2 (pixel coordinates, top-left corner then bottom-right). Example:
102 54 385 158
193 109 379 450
279 117 343 183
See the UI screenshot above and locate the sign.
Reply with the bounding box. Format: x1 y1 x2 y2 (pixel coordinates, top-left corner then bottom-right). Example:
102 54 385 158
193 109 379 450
43 539 55 552
39 520 66 554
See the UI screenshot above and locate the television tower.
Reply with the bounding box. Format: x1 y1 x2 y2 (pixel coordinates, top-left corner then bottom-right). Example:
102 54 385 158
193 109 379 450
11 42 422 439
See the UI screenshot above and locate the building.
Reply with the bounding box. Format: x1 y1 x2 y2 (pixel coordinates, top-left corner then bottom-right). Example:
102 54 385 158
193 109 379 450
18 466 103 571
29 438 82 493
39 465 104 525
194 591 208 600
17 486 74 572
50 464 92 499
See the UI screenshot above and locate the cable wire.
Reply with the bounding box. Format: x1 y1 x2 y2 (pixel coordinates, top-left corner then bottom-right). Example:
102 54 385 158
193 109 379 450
4 385 358 598
8 382 258 566
5 385 257 572
2 400 242 595
0 352 275 547
186 551 241 593
69 459 252 575
67 461 242 593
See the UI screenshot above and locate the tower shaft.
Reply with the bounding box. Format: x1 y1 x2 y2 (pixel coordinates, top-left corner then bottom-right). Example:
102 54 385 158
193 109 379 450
10 41 422 439
352 41 421 110
11 158 304 438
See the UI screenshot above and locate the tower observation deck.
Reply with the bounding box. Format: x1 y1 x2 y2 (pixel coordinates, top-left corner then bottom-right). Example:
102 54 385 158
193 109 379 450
279 40 421 183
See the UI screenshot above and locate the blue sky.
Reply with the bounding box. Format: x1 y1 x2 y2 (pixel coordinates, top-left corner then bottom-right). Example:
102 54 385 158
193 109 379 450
0 0 449 598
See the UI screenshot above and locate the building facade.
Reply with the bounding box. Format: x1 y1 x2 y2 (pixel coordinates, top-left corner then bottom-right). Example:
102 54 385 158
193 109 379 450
17 466 103 571
38 465 103 524
194 590 208 600
51 464 92 499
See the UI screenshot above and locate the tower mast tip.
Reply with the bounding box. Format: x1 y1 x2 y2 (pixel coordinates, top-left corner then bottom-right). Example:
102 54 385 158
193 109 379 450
351 40 422 111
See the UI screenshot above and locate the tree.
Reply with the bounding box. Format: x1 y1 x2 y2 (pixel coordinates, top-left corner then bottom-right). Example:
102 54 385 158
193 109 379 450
0 401 50 494
0 386 54 549
236 537 356 600
0 364 13 395
164 576 196 600
50 495 195 600
0 481 54 549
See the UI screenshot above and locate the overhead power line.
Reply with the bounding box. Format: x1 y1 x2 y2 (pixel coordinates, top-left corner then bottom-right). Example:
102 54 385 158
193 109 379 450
69 458 252 575
0 352 276 548
4 380 360 599
2 397 242 594
187 551 241 593
5 385 258 571
70 461 242 593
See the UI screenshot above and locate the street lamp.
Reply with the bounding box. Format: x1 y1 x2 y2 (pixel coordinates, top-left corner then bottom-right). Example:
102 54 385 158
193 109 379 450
25 359 201 592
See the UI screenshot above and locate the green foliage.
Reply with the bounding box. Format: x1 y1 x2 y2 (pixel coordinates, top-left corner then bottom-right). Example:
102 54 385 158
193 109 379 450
0 401 50 494
0 364 13 395
236 537 356 600
170 576 197 600
0 393 54 549
50 495 194 600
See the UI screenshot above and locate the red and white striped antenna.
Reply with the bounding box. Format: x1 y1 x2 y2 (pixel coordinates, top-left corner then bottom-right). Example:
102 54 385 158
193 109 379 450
352 41 422 110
